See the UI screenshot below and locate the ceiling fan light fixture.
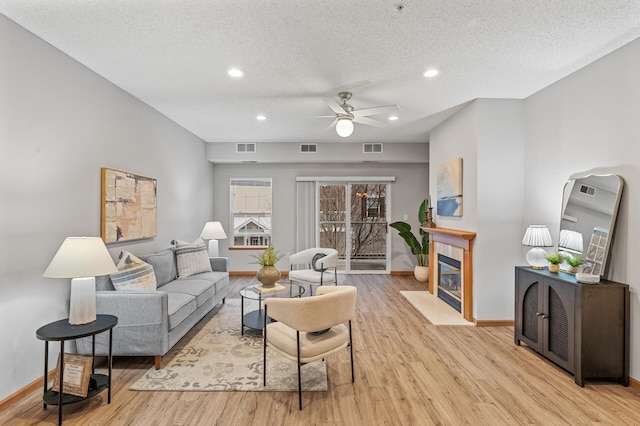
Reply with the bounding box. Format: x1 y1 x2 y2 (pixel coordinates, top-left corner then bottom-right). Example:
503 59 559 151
388 115 399 121
336 118 354 137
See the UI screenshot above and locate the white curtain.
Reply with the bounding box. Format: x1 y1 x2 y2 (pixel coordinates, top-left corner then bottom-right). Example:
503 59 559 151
296 181 317 251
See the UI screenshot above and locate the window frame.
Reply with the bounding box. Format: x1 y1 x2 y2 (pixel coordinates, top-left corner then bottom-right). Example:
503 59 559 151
229 178 273 249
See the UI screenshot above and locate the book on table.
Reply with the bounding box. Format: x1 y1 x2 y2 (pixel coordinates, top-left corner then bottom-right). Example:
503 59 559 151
252 283 286 294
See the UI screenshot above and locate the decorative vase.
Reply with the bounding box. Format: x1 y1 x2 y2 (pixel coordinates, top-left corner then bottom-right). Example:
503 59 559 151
569 266 578 274
549 264 560 273
257 265 280 287
414 265 429 282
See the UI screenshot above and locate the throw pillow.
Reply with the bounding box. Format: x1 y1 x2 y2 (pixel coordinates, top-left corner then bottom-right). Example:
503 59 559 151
312 252 328 272
173 238 212 278
111 251 157 291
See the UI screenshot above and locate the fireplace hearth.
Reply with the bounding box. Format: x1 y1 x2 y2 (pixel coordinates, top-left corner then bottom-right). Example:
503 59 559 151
438 254 462 312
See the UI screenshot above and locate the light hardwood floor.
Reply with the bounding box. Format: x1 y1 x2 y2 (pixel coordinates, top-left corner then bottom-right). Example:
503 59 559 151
3 275 640 425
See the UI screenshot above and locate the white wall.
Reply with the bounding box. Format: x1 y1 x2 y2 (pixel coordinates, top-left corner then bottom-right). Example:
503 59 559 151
0 16 214 400
524 37 640 379
211 163 429 272
429 99 525 320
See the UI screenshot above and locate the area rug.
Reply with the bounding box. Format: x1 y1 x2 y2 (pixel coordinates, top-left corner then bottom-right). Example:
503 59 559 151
130 299 327 391
401 291 474 326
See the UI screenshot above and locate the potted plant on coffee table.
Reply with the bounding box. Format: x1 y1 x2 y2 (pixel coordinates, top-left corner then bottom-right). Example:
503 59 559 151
545 252 563 273
390 199 430 282
252 246 283 287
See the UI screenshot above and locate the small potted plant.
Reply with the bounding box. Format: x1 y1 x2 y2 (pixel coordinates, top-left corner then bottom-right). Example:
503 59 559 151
566 256 584 274
545 252 563 273
252 246 283 287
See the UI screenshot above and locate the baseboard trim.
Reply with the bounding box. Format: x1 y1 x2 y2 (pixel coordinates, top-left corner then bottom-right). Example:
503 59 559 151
229 271 289 277
0 370 56 412
629 376 640 391
475 320 514 327
390 270 414 276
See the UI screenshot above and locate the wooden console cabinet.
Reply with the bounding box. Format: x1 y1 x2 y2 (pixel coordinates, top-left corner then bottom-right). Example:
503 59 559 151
514 266 629 386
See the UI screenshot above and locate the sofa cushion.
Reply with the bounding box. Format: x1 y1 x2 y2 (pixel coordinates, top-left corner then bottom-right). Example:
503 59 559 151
173 238 212 278
110 251 157 291
161 278 216 307
167 292 197 331
142 249 177 287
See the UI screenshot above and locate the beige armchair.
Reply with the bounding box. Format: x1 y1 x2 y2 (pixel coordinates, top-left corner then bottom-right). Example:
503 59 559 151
288 248 338 295
263 285 357 409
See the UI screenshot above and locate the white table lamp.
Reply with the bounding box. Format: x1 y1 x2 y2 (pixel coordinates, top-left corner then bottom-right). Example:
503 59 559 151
44 237 117 325
558 229 584 254
201 221 227 257
522 225 553 269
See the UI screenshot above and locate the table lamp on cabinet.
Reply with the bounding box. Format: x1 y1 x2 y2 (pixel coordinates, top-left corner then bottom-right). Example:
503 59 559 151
43 237 117 325
522 225 553 269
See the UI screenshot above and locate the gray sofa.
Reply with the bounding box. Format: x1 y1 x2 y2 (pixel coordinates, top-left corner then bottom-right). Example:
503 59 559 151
77 248 229 369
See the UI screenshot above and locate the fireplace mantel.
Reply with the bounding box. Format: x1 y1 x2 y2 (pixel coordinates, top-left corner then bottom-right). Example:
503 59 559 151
421 226 476 322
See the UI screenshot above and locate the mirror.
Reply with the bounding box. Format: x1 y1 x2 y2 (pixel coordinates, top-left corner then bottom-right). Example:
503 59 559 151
559 174 624 277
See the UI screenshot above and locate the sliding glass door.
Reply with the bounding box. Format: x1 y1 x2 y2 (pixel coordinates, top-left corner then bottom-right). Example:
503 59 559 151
319 182 389 273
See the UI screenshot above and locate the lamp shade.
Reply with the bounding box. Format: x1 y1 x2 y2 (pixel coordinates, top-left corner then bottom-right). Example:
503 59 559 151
335 118 354 137
558 229 584 253
43 237 117 278
522 225 553 247
200 221 227 240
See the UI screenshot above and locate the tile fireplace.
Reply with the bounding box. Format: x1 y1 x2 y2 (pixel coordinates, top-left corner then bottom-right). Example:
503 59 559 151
422 226 476 322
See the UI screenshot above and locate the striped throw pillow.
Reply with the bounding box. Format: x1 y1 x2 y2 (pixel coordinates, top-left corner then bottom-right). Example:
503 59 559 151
173 238 212 278
111 251 157 291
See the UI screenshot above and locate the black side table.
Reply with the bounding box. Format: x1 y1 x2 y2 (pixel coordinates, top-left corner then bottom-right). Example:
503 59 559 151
36 314 118 426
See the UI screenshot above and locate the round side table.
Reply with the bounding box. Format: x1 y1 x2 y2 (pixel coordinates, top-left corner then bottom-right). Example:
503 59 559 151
36 314 118 426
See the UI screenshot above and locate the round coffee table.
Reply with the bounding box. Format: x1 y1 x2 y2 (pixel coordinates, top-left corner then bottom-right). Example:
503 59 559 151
239 282 305 334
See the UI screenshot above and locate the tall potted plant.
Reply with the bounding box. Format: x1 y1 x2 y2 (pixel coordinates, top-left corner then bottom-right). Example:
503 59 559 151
390 199 430 282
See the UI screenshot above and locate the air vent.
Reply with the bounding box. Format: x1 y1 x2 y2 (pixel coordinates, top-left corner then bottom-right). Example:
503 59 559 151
579 184 596 196
300 144 317 153
363 143 383 153
236 143 256 153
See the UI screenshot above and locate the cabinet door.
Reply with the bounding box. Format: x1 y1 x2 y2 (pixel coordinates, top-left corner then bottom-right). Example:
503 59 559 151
542 278 575 373
515 270 543 353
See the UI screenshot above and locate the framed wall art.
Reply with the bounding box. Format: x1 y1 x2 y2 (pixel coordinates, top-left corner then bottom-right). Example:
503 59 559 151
101 168 157 243
436 157 463 217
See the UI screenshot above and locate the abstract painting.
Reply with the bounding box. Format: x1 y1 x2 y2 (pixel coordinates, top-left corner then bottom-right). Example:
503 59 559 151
436 157 463 217
101 168 157 243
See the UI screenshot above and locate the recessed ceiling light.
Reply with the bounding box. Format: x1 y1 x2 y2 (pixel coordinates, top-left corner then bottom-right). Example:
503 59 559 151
423 69 439 78
256 115 266 121
388 115 399 121
228 68 244 78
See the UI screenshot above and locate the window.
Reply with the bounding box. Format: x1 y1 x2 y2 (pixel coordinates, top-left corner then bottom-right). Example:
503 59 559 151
230 178 272 247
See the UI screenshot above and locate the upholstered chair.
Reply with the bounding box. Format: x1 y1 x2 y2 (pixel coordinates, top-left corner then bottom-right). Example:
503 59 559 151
263 285 357 409
288 248 338 295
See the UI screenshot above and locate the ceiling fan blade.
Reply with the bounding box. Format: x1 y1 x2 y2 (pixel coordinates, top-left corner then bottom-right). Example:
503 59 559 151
323 97 346 115
311 115 337 118
353 116 387 128
326 118 338 130
352 104 400 117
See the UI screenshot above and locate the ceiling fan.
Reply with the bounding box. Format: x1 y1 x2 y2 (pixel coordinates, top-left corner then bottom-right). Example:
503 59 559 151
320 92 400 137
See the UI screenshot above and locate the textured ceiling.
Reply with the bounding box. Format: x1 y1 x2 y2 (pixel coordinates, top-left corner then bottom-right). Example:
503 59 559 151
2 1 640 143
